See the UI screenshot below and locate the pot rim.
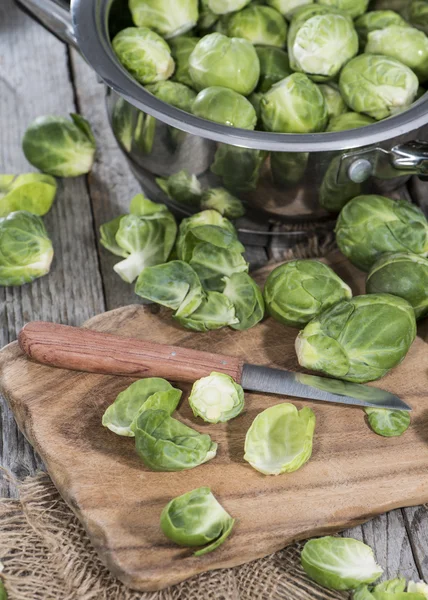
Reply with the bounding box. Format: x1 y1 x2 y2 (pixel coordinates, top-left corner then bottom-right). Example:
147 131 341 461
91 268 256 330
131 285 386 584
71 0 428 153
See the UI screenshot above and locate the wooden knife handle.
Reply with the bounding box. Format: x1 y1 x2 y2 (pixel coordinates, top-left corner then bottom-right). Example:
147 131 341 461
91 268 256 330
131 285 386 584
18 322 244 384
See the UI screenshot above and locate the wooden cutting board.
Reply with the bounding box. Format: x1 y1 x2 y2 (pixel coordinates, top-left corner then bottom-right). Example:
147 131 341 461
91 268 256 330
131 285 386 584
1 252 428 592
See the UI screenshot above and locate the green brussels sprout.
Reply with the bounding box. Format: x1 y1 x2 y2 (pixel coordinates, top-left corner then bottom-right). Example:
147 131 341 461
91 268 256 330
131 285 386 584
288 12 358 81
201 188 245 219
365 408 411 438
366 252 428 320
135 260 204 317
134 112 157 154
256 47 291 93
0 173 57 217
211 145 267 193
0 211 54 286
100 195 177 283
227 5 288 48
327 112 375 131
208 0 251 15
189 242 248 291
318 84 348 120
244 403 315 475
319 155 362 213
353 585 423 600
365 26 428 82
335 195 428 272
271 152 309 186
160 487 235 555
408 581 428 596
355 10 410 47
129 0 198 38
22 114 96 178
265 0 314 18
339 55 419 120
112 27 175 85
189 372 244 422
316 0 369 18
189 33 260 95
264 259 352 327
248 91 263 121
296 294 417 383
223 272 265 330
374 579 407 593
169 36 200 88
261 73 328 133
156 170 202 206
102 378 181 436
175 290 239 330
111 98 137 153
146 81 196 112
198 0 219 29
133 409 217 471
408 0 428 34
301 537 383 591
193 87 257 129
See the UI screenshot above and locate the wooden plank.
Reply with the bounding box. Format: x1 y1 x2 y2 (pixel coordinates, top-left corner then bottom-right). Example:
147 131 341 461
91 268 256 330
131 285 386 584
0 0 105 497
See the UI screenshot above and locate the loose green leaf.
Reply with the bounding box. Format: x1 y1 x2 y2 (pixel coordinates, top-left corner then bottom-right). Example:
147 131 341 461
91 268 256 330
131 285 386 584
156 170 202 206
374 578 406 593
189 242 248 292
365 408 411 437
408 581 428 597
189 372 245 423
0 173 57 217
175 291 238 331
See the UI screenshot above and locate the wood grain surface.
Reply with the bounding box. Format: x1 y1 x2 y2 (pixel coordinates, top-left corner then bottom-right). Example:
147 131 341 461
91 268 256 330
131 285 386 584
1 253 428 591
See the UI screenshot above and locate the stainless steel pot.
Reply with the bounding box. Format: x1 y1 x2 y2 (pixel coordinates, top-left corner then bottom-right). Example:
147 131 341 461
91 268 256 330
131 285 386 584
17 0 428 230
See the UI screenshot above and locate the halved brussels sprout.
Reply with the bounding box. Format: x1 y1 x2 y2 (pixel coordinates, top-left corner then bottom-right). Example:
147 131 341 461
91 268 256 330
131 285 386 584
265 0 314 18
0 211 54 286
244 403 315 475
408 0 428 34
22 114 96 178
134 409 217 471
365 408 411 437
169 36 200 88
208 0 252 15
189 242 249 291
189 33 260 95
200 188 245 219
111 98 137 153
327 112 375 131
146 81 196 112
271 152 309 186
318 84 348 120
129 0 198 38
0 173 57 217
256 47 292 93
365 26 428 82
264 259 352 327
296 294 417 383
156 170 202 206
339 55 419 120
160 487 235 555
301 537 383 591
355 10 410 47
223 272 265 330
288 12 358 81
102 378 181 436
317 0 369 18
175 291 239 331
227 5 288 47
335 195 428 272
261 73 328 133
211 145 267 193
189 372 244 422
192 87 257 129
112 27 175 85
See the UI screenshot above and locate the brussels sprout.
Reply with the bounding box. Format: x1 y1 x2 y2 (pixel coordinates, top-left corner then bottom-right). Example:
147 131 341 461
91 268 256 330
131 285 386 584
135 260 204 317
374 579 407 593
175 291 239 330
317 0 369 18
102 378 181 436
134 409 217 471
288 12 358 81
223 272 265 330
189 242 249 291
200 188 245 219
0 173 57 217
227 5 288 47
355 10 410 47
367 253 428 320
169 36 200 87
0 211 54 286
264 259 352 327
354 585 425 600
134 112 157 154
301 537 383 591
408 0 428 34
265 0 313 18
365 408 411 437
189 33 260 95
193 87 257 129
327 112 375 132
319 156 362 213
211 145 267 193
261 73 328 133
271 152 309 186
248 92 263 121
244 403 315 475
160 487 235 555
296 294 417 383
156 170 202 206
112 27 175 85
146 81 196 112
129 194 171 217
189 372 244 423
408 581 428 596
198 0 219 29
365 26 428 82
318 84 348 120
112 98 137 153
22 114 96 178
256 47 292 93
129 0 198 38
208 0 251 15
339 55 419 120
335 195 428 272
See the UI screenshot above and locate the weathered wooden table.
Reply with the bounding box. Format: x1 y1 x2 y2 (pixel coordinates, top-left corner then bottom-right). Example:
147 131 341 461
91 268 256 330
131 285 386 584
1 0 428 588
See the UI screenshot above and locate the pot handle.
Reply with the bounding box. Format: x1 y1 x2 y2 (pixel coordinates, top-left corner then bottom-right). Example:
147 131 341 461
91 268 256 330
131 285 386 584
15 0 78 50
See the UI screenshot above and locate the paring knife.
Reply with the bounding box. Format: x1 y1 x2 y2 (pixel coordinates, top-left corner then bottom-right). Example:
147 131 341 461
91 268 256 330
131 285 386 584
18 322 411 411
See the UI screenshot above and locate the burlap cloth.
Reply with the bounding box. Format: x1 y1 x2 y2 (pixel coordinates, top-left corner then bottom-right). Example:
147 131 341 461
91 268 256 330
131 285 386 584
0 228 346 600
